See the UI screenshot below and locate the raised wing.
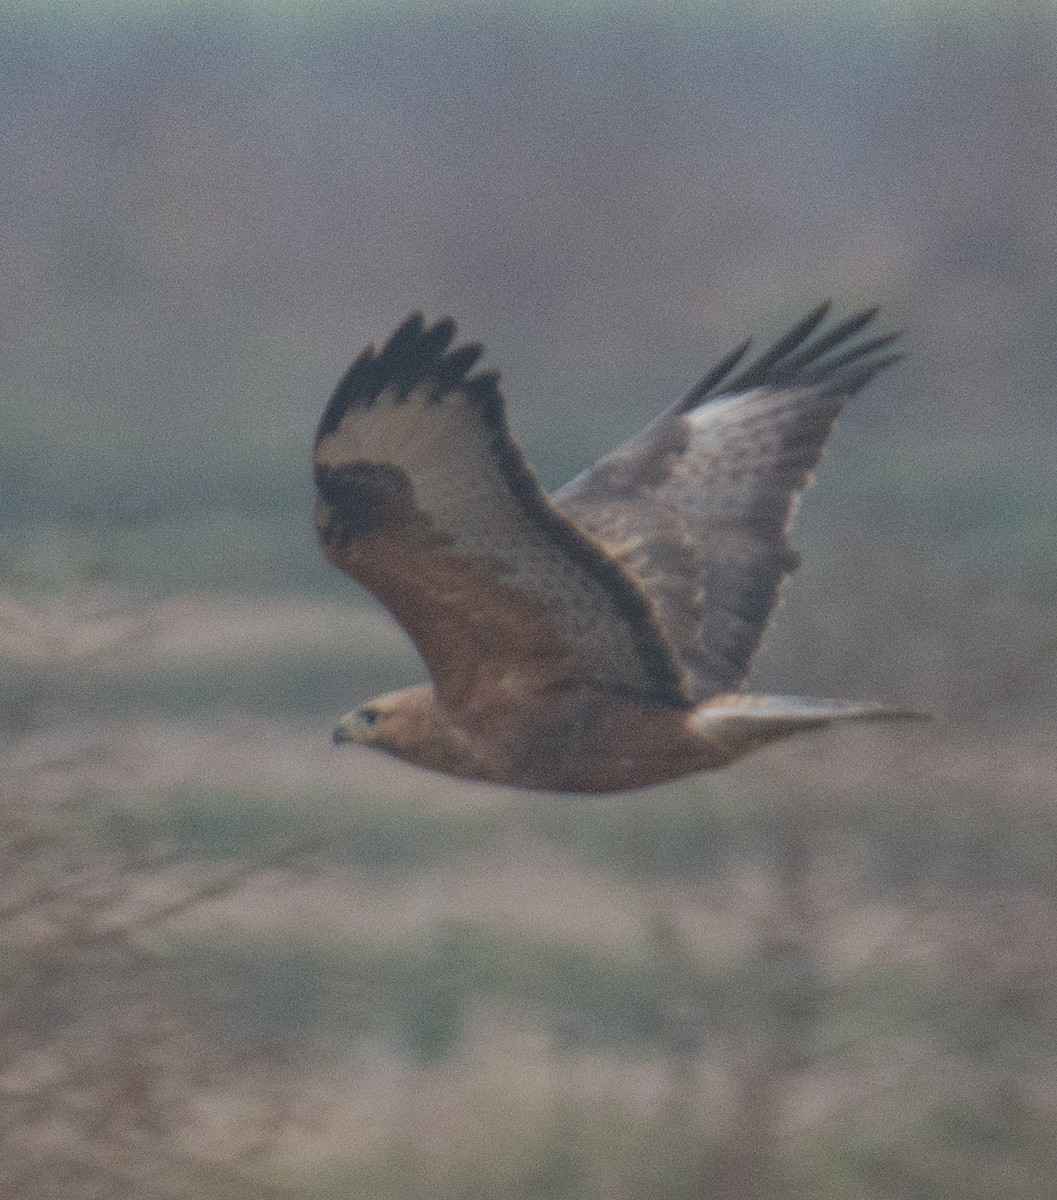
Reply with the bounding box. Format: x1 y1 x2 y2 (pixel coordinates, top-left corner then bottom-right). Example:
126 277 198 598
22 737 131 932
553 304 901 703
314 314 689 713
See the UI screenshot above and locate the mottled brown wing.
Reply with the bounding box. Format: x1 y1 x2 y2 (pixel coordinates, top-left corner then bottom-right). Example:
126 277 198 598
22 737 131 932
314 314 689 714
553 304 901 702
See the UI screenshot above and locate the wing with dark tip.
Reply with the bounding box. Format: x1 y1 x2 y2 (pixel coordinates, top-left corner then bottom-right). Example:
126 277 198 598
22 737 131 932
314 314 689 713
553 305 901 702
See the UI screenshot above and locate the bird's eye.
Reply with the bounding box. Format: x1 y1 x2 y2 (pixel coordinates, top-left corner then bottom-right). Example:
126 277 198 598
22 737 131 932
357 707 380 727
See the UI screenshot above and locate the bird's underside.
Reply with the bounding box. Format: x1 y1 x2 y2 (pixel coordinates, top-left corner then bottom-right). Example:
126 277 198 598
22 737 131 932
314 303 922 792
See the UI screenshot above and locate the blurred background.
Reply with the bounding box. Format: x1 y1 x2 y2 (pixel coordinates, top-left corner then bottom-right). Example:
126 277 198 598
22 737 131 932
2 0 1055 1195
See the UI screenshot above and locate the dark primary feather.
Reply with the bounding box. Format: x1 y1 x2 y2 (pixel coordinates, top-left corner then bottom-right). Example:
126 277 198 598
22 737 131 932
554 306 902 702
675 301 902 412
318 313 483 438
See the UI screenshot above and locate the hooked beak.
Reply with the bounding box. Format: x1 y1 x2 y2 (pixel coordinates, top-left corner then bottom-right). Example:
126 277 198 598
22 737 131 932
331 710 367 745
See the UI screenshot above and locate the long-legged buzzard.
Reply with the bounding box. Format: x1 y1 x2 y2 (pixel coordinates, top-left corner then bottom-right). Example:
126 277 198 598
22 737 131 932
314 305 921 792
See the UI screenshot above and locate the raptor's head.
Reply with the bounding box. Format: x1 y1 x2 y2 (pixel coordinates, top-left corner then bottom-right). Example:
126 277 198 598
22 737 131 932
331 683 487 781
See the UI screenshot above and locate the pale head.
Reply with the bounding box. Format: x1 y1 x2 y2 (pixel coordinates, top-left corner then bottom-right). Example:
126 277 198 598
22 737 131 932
331 683 486 779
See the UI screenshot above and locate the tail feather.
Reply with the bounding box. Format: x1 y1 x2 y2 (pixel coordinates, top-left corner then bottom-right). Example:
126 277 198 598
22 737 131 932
690 693 927 761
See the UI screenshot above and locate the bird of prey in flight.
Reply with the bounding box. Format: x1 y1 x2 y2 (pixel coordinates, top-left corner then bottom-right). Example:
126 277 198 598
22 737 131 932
314 304 920 792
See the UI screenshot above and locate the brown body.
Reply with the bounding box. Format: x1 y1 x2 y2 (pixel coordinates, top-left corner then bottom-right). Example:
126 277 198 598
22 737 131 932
316 307 920 793
331 681 918 793
332 683 727 792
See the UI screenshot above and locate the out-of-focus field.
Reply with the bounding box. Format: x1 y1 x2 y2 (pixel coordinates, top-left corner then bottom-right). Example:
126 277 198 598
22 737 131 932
3 2 1057 1196
3 590 1056 1197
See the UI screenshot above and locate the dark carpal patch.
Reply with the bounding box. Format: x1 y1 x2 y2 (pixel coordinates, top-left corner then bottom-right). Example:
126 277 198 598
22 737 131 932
315 462 421 543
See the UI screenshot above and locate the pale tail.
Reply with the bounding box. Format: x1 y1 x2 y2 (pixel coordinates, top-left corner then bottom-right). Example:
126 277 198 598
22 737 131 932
690 694 928 761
